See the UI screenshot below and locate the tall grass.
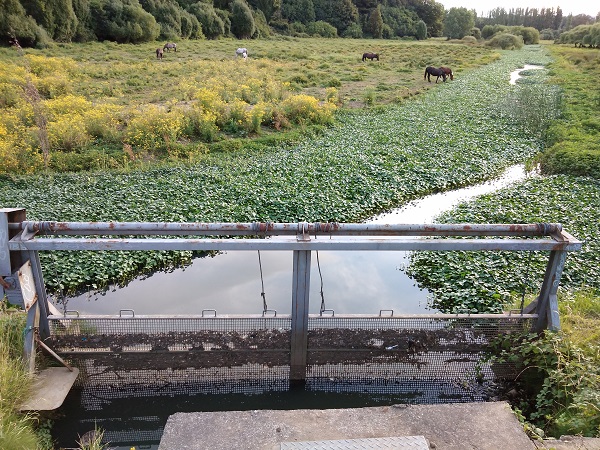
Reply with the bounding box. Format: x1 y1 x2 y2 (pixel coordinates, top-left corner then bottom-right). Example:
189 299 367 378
0 311 44 449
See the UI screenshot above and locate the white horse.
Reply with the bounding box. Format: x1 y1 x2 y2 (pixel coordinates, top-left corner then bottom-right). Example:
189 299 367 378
236 47 248 60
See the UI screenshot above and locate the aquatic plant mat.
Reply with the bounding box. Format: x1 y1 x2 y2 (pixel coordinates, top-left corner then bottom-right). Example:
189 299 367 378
46 314 534 405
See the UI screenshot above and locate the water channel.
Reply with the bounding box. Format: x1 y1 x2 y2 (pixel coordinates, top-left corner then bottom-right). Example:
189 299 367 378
59 165 531 318
50 164 533 449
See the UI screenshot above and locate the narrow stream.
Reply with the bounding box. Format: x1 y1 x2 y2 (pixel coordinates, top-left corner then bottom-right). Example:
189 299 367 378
59 164 531 317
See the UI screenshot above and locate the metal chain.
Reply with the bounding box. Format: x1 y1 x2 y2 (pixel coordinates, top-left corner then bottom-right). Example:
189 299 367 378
316 250 326 313
257 250 267 312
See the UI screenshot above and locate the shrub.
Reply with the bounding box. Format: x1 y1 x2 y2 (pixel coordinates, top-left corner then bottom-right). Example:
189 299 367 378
342 23 363 38
462 35 477 44
486 33 524 50
280 94 336 125
47 113 91 152
124 105 184 155
182 106 220 142
470 27 481 39
306 21 337 38
83 104 124 143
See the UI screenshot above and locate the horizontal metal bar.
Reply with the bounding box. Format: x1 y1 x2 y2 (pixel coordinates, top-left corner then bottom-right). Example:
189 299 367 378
12 221 564 237
48 313 538 320
11 237 581 252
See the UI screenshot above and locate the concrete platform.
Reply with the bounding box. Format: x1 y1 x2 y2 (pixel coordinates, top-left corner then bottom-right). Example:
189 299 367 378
158 401 536 450
20 367 79 411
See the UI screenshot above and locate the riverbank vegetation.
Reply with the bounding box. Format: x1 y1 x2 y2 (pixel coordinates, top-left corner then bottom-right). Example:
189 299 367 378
406 43 600 438
0 310 53 449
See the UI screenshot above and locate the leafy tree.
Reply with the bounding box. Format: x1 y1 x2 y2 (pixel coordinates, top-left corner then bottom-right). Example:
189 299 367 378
416 19 427 40
72 0 98 41
252 8 270 37
306 20 337 37
281 0 315 25
366 6 383 38
352 0 378 18
247 0 281 22
410 0 444 37
444 7 474 39
313 0 358 35
89 0 160 43
230 0 255 39
0 0 49 47
381 6 420 38
139 0 202 39
21 0 79 42
342 22 362 38
187 2 226 39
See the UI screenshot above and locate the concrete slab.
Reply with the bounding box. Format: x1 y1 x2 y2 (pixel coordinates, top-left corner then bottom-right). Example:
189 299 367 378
159 401 536 450
20 367 79 411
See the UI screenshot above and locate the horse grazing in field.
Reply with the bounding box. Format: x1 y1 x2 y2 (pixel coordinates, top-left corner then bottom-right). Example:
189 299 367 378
362 52 379 61
156 48 163 60
236 47 248 59
424 66 447 83
440 66 454 80
163 42 177 52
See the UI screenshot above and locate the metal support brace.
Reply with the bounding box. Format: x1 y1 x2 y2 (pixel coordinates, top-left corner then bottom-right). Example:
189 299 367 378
24 305 39 373
535 250 567 332
29 251 50 339
290 249 311 383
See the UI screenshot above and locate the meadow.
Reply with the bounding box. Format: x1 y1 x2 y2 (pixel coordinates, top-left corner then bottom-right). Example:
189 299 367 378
0 37 497 173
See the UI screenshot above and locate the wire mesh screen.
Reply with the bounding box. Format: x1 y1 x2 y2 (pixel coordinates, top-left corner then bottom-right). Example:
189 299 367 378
48 316 292 401
47 314 534 402
306 315 535 402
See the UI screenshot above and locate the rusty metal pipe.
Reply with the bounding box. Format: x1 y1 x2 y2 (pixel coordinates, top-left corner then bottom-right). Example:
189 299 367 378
10 221 563 237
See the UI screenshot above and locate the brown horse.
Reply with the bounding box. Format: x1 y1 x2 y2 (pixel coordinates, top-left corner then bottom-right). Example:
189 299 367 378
156 48 163 60
424 66 447 83
163 42 177 52
362 52 379 61
440 66 454 80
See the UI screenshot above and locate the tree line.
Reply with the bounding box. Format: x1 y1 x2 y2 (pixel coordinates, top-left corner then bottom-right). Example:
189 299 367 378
0 0 598 48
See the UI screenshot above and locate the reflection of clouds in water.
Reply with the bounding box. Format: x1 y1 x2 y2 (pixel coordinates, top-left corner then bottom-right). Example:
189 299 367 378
64 165 527 316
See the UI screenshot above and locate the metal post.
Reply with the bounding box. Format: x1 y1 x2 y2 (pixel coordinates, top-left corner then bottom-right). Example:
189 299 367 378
535 250 567 332
290 249 311 384
29 251 50 339
24 303 39 373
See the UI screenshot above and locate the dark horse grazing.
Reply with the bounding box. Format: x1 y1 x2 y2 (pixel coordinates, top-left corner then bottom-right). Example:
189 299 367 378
440 66 454 80
163 42 177 52
156 48 163 59
424 66 447 83
362 52 379 61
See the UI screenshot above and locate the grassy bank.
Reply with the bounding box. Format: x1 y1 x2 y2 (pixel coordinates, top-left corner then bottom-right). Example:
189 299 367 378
405 44 600 438
0 310 53 449
537 45 600 178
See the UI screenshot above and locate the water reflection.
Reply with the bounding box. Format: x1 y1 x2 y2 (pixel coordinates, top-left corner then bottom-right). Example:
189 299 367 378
509 64 544 85
60 165 531 316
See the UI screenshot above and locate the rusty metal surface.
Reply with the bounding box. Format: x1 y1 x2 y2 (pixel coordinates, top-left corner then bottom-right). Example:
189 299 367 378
12 220 566 237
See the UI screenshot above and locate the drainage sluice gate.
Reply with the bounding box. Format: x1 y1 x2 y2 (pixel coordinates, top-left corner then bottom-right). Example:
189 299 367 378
47 314 535 404
0 208 582 407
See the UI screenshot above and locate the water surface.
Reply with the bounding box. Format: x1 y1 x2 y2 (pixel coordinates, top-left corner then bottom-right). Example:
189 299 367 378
59 165 531 316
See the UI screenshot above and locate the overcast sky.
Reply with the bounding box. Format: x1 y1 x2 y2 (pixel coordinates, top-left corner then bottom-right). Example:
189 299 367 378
437 0 599 18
